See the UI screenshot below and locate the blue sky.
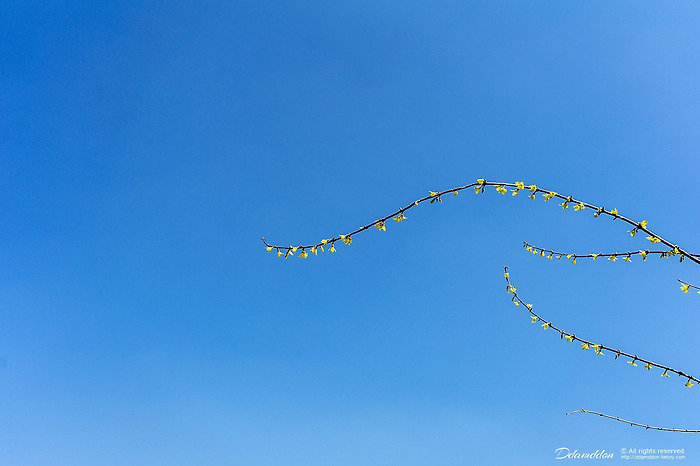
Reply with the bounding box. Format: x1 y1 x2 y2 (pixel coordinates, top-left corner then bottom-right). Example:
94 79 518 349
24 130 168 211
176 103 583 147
2 1 700 464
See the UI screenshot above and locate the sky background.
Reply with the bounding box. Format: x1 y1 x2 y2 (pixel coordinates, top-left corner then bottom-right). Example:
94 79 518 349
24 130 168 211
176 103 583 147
2 1 700 464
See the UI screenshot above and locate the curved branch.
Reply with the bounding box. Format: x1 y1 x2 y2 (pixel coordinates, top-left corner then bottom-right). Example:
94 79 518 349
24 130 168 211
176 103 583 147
566 409 700 433
503 267 700 387
262 179 700 266
523 241 700 263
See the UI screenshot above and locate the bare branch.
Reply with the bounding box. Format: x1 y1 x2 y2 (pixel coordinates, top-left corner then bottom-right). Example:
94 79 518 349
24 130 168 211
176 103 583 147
566 409 700 433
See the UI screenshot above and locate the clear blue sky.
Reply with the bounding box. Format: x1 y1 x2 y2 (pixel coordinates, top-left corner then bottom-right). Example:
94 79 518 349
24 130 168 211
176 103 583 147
3 1 700 464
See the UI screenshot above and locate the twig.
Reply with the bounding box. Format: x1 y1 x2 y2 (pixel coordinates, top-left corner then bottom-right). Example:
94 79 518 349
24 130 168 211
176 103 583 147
522 241 699 263
503 266 699 387
566 409 700 433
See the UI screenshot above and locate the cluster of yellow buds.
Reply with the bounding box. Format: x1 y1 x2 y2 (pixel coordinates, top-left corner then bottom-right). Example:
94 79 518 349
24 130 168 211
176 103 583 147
528 184 538 200
559 195 573 209
680 280 700 295
511 181 526 196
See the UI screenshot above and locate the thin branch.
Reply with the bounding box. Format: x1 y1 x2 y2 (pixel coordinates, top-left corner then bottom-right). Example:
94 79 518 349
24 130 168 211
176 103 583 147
522 241 700 264
262 180 700 266
503 266 700 387
678 279 700 295
566 409 700 433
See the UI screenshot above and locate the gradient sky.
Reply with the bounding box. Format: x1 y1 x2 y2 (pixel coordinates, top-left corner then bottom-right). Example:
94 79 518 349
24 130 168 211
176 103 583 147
3 1 700 465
